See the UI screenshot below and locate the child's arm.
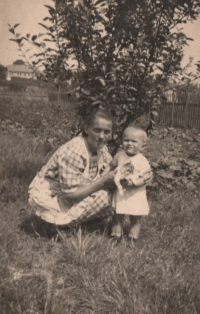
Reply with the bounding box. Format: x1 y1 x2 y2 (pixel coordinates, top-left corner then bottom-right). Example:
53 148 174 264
127 167 153 187
131 176 147 187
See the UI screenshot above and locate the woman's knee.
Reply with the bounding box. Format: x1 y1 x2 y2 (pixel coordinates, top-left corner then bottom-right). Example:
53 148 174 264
95 190 111 201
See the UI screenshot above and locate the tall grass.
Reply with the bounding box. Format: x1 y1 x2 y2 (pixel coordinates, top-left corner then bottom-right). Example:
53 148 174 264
0 132 200 314
0 97 78 141
0 132 47 203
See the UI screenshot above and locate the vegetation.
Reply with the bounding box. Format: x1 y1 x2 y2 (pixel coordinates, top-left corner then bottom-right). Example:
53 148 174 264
0 77 55 92
8 0 200 137
0 97 200 313
0 64 7 81
13 59 26 65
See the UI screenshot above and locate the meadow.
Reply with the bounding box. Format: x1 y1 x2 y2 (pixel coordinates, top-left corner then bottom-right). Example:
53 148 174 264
0 97 200 314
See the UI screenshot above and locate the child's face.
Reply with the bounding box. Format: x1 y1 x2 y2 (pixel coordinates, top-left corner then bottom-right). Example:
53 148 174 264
122 128 144 156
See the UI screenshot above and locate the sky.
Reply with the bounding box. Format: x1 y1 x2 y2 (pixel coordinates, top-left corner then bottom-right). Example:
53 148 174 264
0 0 200 73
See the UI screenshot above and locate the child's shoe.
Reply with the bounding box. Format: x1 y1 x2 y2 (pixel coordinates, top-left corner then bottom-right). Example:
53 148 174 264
110 235 121 246
127 237 137 248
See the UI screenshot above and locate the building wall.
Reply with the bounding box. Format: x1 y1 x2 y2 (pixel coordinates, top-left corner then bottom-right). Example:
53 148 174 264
7 71 36 80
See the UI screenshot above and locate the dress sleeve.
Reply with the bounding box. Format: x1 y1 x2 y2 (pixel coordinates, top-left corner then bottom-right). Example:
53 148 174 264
137 155 152 183
58 143 86 193
140 156 151 173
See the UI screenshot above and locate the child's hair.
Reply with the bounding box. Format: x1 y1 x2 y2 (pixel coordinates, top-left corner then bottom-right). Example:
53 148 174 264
81 107 113 137
123 124 147 144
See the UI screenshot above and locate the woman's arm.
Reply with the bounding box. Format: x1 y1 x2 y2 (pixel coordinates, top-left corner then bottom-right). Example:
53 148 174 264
58 141 117 203
63 170 117 203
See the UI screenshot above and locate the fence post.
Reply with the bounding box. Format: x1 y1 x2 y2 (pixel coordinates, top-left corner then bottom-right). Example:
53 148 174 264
57 86 60 104
184 91 189 129
171 89 175 127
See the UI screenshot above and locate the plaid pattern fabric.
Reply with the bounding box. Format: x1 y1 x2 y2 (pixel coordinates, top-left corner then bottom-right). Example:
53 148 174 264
29 136 114 225
76 191 115 224
29 190 115 226
88 155 98 179
58 190 115 224
42 136 111 193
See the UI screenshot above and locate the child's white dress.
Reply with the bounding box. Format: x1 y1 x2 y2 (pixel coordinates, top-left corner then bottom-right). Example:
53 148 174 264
112 151 150 215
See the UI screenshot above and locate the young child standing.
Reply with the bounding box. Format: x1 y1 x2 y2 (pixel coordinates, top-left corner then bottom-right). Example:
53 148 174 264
103 125 152 245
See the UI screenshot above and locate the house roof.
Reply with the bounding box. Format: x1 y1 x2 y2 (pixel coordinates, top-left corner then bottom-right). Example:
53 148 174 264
7 64 33 73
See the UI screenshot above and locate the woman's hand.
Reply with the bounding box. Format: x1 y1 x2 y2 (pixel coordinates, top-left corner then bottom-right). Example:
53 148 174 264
79 178 92 186
120 178 133 188
101 169 117 189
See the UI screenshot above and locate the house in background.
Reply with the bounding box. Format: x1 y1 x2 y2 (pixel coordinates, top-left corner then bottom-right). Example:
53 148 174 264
6 64 37 81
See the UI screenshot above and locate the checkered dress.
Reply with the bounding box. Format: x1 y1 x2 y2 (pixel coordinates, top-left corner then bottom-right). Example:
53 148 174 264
28 136 115 225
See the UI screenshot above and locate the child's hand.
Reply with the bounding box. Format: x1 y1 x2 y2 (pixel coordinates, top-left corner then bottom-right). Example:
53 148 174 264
143 168 153 184
120 178 133 188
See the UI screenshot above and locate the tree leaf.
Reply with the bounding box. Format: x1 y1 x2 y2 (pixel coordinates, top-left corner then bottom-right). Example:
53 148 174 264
95 77 106 86
38 23 49 30
151 111 158 117
9 28 15 34
33 42 41 47
14 24 20 29
81 89 90 96
40 43 46 48
106 86 115 94
127 87 137 92
158 171 174 179
32 35 37 41
44 5 56 14
91 100 104 106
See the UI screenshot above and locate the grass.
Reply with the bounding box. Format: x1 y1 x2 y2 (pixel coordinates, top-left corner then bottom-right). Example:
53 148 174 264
0 99 200 313
0 97 79 142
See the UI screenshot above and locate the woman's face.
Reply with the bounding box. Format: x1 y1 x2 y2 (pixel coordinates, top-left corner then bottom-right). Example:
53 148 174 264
84 116 113 153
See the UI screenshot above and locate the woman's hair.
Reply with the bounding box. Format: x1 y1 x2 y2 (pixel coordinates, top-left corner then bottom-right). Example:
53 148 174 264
81 107 114 136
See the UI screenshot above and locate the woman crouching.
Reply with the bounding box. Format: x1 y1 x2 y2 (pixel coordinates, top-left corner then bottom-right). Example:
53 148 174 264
28 108 117 226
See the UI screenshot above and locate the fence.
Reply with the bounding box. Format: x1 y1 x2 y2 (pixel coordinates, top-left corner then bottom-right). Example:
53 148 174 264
159 91 200 129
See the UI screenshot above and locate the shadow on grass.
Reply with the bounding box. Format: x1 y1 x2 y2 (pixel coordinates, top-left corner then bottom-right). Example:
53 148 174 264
19 214 113 239
80 216 113 236
19 215 59 239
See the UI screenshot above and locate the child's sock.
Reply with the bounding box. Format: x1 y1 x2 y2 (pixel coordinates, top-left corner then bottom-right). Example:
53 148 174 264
111 214 124 238
129 215 141 239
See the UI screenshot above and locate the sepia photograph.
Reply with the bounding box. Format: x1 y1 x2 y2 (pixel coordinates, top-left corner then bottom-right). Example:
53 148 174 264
0 0 200 313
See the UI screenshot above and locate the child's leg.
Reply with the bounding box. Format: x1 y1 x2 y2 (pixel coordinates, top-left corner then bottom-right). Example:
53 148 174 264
111 214 124 238
129 215 142 239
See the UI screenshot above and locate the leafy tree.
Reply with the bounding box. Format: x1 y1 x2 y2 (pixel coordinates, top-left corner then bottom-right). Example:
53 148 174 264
0 64 7 80
13 59 25 65
8 0 200 139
